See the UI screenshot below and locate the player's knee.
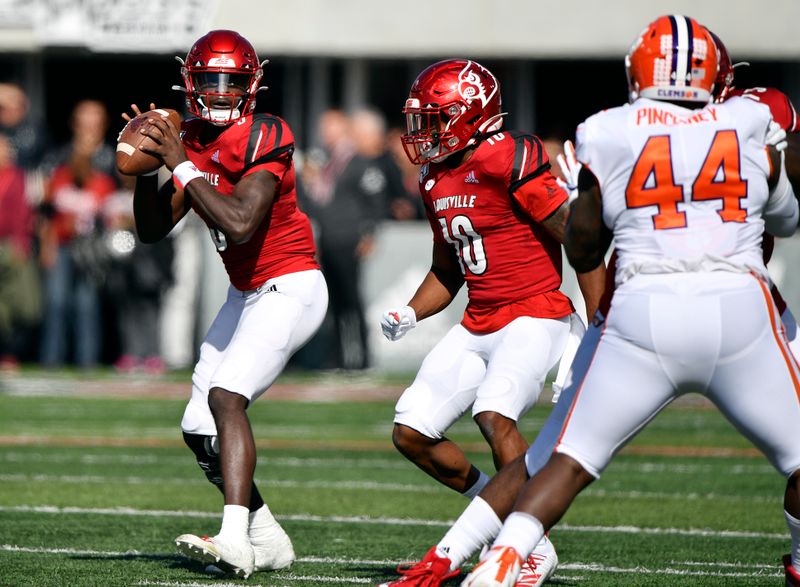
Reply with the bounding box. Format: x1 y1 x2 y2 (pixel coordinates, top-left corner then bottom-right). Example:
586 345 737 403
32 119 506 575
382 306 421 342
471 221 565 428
787 469 800 492
474 411 518 445
208 386 248 419
183 431 224 491
392 423 433 458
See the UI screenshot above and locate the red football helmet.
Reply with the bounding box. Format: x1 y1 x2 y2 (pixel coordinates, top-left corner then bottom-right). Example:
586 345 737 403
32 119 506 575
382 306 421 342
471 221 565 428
178 30 265 125
625 15 718 104
706 29 734 102
401 59 504 165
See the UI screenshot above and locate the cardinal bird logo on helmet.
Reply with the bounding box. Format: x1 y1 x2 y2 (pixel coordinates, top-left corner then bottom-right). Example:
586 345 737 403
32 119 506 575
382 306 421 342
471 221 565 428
458 68 491 108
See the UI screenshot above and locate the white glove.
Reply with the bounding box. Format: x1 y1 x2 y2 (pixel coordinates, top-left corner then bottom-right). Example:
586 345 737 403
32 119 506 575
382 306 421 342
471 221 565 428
555 140 582 202
381 306 417 341
766 120 788 152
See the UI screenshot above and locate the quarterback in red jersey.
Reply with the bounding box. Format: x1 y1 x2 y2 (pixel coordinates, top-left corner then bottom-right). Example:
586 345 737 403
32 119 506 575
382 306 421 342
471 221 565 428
127 30 327 579
378 59 603 587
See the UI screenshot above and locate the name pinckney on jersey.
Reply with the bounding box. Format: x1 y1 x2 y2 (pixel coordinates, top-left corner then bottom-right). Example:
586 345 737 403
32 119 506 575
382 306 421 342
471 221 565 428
433 193 477 212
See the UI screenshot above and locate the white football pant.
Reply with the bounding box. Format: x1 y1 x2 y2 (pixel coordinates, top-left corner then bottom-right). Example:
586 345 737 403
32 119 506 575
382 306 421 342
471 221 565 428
181 269 328 436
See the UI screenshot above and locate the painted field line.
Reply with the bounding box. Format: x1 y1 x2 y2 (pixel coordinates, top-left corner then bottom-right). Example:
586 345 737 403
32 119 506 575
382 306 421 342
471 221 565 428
1 505 788 539
558 561 781 578
0 473 445 494
0 472 779 504
0 450 777 475
0 434 765 458
136 581 265 587
2 545 781 580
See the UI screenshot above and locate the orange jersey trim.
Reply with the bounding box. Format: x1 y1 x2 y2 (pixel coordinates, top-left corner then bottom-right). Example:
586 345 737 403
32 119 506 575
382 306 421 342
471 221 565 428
755 276 800 402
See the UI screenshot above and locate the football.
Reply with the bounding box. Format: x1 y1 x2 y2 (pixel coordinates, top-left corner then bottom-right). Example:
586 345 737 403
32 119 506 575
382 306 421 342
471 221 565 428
116 108 182 176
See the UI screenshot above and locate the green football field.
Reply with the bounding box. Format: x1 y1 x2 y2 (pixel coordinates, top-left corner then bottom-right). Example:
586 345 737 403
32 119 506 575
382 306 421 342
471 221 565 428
0 371 790 586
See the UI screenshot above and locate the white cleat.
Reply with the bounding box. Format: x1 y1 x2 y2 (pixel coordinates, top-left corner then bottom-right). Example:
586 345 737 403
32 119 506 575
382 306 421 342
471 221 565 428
514 548 558 587
175 533 255 579
250 520 296 571
461 545 523 587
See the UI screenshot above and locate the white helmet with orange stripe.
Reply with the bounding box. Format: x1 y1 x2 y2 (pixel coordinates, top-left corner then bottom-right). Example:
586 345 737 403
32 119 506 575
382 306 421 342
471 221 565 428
625 14 719 104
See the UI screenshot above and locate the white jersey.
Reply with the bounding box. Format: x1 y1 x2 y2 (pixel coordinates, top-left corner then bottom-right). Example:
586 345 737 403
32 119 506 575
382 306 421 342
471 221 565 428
576 96 777 285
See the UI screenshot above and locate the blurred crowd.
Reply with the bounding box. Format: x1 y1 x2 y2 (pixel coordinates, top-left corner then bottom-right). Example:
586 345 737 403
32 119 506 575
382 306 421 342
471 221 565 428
0 82 427 374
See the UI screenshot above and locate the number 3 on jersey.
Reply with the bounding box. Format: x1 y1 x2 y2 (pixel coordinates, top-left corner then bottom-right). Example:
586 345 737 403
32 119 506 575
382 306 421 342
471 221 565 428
626 130 748 229
438 216 487 275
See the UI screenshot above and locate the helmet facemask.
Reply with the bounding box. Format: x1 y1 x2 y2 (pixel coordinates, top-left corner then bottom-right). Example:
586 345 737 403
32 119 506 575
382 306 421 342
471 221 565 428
402 100 465 165
182 66 262 125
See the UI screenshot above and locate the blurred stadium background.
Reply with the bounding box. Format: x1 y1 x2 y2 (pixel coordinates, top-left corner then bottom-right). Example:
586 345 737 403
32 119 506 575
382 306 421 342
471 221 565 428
2 0 800 372
2 3 800 586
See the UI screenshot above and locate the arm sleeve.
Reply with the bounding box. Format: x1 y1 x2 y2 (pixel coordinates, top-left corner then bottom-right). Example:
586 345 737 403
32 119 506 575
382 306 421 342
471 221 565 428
511 172 568 222
506 132 568 221
242 114 295 180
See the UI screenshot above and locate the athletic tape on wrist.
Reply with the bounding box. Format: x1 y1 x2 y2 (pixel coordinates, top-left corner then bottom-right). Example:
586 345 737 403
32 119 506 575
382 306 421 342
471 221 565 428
172 160 203 189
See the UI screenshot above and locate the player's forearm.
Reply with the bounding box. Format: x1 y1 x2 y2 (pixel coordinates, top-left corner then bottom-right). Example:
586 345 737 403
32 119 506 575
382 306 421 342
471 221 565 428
576 264 606 322
133 175 176 243
184 180 261 245
565 186 610 273
407 268 463 321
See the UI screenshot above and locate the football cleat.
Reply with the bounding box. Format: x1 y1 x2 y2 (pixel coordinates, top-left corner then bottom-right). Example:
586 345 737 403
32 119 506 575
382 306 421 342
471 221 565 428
175 533 255 579
514 548 558 587
377 546 460 586
461 546 523 587
250 519 295 571
785 554 800 586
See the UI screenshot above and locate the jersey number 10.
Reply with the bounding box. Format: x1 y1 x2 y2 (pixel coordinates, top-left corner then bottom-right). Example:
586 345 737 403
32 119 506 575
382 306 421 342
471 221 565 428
438 216 488 275
626 129 748 230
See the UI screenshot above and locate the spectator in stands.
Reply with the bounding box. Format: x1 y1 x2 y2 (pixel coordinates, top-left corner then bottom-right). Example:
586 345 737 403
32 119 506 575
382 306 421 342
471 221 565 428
386 126 424 220
38 100 116 368
43 99 116 178
303 108 400 370
103 173 174 375
0 83 47 171
0 134 41 372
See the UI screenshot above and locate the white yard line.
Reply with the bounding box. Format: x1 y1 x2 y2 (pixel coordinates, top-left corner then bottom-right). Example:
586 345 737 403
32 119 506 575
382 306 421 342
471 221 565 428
0 472 780 503
2 545 782 580
0 505 788 539
0 450 776 474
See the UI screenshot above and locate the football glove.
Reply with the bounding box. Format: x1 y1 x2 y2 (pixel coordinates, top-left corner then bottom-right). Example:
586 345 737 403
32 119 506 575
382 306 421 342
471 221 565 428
381 306 417 341
555 140 581 202
766 120 788 152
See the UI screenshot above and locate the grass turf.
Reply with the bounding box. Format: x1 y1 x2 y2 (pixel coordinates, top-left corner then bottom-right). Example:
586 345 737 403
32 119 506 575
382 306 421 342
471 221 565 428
0 375 789 586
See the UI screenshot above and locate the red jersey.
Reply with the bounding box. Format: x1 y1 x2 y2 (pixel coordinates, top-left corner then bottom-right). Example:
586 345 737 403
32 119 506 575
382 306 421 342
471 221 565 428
419 130 573 333
729 87 799 132
181 113 318 291
46 164 116 244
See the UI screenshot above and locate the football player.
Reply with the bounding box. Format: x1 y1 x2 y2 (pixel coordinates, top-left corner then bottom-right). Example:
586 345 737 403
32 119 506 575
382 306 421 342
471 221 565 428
125 30 328 579
707 28 800 360
377 59 604 587
461 14 800 586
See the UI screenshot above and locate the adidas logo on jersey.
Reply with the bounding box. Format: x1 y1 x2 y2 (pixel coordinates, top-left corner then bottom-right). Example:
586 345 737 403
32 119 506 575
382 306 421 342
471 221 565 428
464 170 479 184
211 149 221 163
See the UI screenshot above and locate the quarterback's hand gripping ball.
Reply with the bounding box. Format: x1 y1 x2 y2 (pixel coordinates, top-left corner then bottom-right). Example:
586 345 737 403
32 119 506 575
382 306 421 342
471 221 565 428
116 108 182 175
381 306 417 341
